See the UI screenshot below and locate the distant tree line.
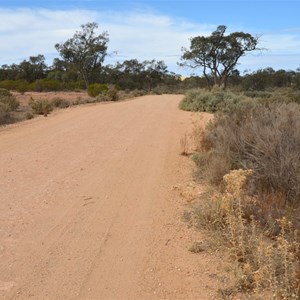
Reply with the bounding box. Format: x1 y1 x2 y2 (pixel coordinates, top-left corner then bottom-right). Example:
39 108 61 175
0 23 299 93
0 22 180 93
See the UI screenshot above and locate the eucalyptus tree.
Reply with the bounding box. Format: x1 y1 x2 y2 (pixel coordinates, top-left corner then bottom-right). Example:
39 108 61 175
180 25 259 88
55 22 109 87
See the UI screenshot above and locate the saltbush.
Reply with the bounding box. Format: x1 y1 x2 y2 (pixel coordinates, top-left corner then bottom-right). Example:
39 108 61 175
0 89 19 111
180 87 248 113
29 98 53 115
195 102 300 203
51 97 70 108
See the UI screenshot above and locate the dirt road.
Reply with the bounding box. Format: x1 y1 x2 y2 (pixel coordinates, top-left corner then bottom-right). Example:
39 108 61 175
0 95 221 299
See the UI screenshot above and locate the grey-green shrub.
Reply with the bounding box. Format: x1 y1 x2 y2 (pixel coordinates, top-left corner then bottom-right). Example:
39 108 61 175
29 98 53 115
51 97 70 108
195 102 300 203
180 87 249 113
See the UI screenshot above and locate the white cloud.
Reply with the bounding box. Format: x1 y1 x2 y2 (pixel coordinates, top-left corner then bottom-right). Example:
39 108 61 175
0 8 299 74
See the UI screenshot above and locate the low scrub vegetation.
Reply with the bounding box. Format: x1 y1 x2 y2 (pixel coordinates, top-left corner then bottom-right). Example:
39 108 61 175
0 88 20 124
195 170 299 299
188 88 300 298
87 83 109 97
29 98 53 115
51 97 70 109
180 87 300 114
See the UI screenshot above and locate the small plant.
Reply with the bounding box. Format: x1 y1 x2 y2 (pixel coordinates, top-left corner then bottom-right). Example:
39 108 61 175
51 97 70 108
29 98 53 115
26 112 34 120
180 134 189 155
0 89 19 111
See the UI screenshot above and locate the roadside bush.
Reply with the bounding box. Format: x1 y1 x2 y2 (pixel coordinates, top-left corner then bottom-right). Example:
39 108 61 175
0 89 19 124
87 83 108 97
0 89 19 111
51 97 70 108
195 102 300 203
180 87 249 113
107 88 118 101
194 170 300 298
29 98 53 115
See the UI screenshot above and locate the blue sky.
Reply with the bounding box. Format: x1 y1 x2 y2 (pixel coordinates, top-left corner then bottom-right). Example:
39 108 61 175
0 0 299 75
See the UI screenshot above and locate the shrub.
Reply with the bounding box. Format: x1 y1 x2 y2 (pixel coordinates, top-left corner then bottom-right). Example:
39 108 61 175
0 80 14 90
51 97 70 108
194 102 300 203
87 83 108 97
32 79 63 92
194 170 300 298
180 87 249 113
15 80 31 94
0 110 11 124
26 112 34 120
0 89 19 111
29 98 53 115
243 90 273 98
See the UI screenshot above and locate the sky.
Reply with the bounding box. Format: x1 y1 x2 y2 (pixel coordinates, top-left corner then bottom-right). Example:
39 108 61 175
0 0 299 75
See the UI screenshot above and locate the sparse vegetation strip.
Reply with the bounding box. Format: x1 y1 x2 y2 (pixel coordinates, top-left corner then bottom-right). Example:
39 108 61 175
185 87 300 298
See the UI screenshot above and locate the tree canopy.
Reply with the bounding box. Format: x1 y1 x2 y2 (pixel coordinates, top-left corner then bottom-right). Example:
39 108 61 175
180 25 259 88
55 22 109 87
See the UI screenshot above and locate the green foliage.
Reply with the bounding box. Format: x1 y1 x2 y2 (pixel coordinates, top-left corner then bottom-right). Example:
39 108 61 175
55 22 109 86
87 83 109 97
0 79 31 93
33 79 63 92
17 54 48 82
29 98 53 115
180 87 248 113
180 25 259 87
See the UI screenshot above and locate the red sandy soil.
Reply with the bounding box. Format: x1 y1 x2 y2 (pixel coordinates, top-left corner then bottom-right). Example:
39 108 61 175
0 95 226 300
12 91 89 106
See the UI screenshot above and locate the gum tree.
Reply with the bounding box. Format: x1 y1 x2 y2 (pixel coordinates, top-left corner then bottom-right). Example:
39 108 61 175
180 25 259 88
55 22 109 87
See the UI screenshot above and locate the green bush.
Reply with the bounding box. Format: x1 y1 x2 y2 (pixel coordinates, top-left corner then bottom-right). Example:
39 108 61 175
15 80 31 93
87 83 108 97
0 80 31 93
0 80 16 90
29 98 53 115
32 79 63 92
180 87 249 113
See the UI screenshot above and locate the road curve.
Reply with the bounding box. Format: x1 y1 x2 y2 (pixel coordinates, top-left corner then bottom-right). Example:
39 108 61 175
0 95 218 299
